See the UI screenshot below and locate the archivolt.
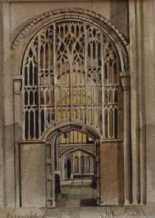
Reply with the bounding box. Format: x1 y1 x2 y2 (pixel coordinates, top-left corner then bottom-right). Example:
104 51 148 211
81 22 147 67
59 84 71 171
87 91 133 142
11 8 129 73
42 122 100 143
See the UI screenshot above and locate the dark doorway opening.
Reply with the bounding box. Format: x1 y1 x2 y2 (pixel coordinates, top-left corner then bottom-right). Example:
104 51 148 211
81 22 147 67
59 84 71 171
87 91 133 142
66 158 71 180
45 124 100 208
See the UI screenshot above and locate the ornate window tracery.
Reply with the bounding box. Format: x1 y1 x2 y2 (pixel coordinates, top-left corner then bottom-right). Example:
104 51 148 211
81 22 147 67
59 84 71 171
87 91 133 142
22 19 123 141
72 151 94 175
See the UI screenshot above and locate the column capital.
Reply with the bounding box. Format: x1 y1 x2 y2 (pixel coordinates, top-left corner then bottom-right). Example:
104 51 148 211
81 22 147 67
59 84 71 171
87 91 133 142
120 73 130 91
13 76 22 94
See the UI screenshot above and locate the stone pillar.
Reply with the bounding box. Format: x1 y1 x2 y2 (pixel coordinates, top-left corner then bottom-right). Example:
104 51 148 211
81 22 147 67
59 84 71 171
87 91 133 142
142 0 155 205
51 134 57 208
3 2 16 207
96 139 100 203
120 74 131 204
46 134 57 208
0 1 5 207
13 77 23 207
128 0 147 205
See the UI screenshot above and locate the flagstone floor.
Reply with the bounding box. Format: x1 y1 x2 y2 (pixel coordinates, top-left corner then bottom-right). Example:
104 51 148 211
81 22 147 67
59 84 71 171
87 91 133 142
2 206 155 218
56 185 97 208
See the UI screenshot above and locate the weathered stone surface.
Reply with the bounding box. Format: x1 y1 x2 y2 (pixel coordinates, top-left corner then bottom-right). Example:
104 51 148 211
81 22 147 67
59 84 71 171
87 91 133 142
0 206 154 218
20 143 46 207
100 142 124 205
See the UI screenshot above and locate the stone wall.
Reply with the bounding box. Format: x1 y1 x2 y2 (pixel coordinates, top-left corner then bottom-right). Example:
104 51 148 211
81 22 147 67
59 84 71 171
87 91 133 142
110 0 129 39
100 142 124 205
20 143 46 207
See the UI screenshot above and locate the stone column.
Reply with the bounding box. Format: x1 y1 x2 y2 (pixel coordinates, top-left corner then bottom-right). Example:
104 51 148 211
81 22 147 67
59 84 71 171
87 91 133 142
0 1 5 207
142 0 155 205
2 2 16 207
46 133 57 208
96 139 100 204
13 77 22 207
120 74 131 205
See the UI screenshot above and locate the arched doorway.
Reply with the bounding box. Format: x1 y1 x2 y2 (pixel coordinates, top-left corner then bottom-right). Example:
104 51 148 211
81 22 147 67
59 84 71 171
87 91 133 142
62 149 95 181
16 8 130 208
43 122 100 208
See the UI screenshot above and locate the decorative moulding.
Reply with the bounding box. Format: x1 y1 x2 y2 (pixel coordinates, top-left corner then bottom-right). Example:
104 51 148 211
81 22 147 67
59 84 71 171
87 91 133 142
11 8 128 49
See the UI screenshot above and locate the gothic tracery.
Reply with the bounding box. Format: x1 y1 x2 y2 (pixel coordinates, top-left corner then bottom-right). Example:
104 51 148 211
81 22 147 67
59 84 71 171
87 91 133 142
22 19 123 142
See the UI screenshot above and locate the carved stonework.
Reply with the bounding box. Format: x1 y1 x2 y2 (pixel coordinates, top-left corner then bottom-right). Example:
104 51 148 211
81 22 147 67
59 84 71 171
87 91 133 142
22 16 125 141
12 7 133 209
12 8 128 48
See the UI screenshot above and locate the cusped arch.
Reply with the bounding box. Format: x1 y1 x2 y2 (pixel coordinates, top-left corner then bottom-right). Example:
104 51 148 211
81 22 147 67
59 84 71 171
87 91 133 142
12 8 129 74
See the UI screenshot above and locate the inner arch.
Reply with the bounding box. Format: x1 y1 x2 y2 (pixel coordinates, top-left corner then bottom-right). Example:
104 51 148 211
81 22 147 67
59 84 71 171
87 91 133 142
45 122 100 207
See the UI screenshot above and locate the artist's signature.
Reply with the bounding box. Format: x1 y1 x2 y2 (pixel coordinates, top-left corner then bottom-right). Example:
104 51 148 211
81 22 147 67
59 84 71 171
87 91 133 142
7 213 46 218
6 214 110 218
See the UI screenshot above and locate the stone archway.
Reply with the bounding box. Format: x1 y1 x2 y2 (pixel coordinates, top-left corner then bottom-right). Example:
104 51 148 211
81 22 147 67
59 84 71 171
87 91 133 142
42 122 100 208
12 8 133 208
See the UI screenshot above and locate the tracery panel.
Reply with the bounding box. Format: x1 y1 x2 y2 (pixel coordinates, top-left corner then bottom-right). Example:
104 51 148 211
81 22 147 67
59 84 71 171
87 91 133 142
22 19 123 141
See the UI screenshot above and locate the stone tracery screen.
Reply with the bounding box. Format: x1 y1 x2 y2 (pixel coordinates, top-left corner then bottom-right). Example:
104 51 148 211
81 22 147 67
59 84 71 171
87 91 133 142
22 20 123 141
